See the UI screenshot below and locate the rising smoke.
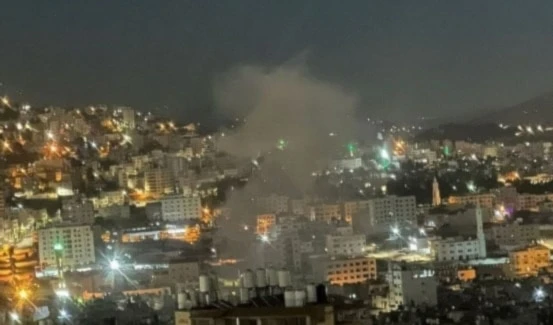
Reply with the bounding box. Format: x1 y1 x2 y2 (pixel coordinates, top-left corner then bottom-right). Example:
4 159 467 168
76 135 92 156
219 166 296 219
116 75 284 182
215 62 360 191
212 62 362 257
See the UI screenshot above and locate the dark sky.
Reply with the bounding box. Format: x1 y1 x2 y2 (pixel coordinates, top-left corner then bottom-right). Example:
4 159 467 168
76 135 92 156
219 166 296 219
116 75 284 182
1 1 553 124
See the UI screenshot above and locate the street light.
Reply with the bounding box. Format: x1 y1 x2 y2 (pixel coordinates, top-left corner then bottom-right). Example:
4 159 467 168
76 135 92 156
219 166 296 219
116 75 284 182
18 290 28 300
109 260 120 270
59 309 68 318
10 313 19 321
53 243 63 251
260 235 269 243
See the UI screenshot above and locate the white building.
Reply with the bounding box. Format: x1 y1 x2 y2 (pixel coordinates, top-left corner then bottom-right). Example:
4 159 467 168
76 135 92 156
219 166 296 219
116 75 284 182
325 226 366 257
161 193 202 221
430 205 487 261
38 224 95 269
330 157 362 170
352 195 417 233
387 262 438 310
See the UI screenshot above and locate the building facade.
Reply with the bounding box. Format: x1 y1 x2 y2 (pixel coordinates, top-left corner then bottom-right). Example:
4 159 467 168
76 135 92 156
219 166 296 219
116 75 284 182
507 244 550 278
161 193 202 221
38 224 95 269
325 227 365 257
324 256 377 285
387 262 438 311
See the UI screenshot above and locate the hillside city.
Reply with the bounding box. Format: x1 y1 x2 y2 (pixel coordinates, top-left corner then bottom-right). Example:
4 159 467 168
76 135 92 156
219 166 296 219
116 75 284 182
0 96 553 325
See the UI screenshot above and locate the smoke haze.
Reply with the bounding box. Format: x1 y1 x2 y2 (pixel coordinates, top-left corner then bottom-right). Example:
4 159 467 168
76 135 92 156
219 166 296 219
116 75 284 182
215 62 360 191
213 62 362 258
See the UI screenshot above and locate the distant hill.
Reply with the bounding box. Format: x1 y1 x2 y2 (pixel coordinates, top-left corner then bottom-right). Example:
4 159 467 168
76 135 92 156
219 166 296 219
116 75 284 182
415 123 513 142
471 90 553 124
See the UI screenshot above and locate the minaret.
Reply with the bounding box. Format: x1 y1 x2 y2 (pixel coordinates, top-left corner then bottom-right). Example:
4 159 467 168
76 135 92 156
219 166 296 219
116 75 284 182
432 177 441 206
475 202 487 258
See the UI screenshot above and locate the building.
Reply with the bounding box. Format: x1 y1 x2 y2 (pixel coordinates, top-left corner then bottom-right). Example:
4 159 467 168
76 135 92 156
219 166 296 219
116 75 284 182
432 177 441 206
352 195 417 234
430 205 486 261
38 224 95 269
168 258 201 289
386 262 438 311
506 244 550 278
484 222 540 248
324 256 377 285
145 167 173 196
309 203 342 223
256 214 276 236
517 193 553 211
448 193 495 209
120 107 135 130
255 194 289 214
61 198 95 224
325 227 365 257
161 193 202 221
343 200 370 224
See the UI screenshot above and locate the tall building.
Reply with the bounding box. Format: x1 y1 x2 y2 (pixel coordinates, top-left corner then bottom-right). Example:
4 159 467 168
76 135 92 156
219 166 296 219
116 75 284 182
432 177 441 206
352 195 417 234
476 203 486 258
160 193 202 221
120 107 135 130
38 224 95 269
145 167 173 196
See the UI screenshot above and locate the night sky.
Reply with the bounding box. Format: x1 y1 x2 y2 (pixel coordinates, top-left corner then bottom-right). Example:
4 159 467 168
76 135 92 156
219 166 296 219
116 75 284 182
1 1 553 124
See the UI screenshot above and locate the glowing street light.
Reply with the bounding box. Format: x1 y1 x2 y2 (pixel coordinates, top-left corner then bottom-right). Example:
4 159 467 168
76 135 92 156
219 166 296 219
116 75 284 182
534 287 546 302
391 226 400 236
59 309 68 318
54 243 63 251
10 313 19 321
260 235 269 243
109 260 120 270
18 290 28 300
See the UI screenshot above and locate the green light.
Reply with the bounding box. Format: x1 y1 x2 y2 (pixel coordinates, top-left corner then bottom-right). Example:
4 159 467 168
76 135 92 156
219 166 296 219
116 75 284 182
347 143 357 157
277 139 287 150
54 243 63 251
444 145 450 156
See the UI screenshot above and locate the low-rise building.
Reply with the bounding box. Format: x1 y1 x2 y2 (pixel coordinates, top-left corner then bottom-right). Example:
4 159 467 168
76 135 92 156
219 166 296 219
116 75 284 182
484 222 540 248
506 244 550 278
324 256 377 285
386 262 438 311
448 193 495 209
325 227 365 257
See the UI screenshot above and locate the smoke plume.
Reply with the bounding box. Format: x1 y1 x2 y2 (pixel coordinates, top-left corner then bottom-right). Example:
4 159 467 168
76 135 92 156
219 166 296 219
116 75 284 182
215 62 359 192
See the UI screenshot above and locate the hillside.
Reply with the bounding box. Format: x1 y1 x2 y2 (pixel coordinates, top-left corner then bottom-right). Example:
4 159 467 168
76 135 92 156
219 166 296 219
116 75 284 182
471 90 553 124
